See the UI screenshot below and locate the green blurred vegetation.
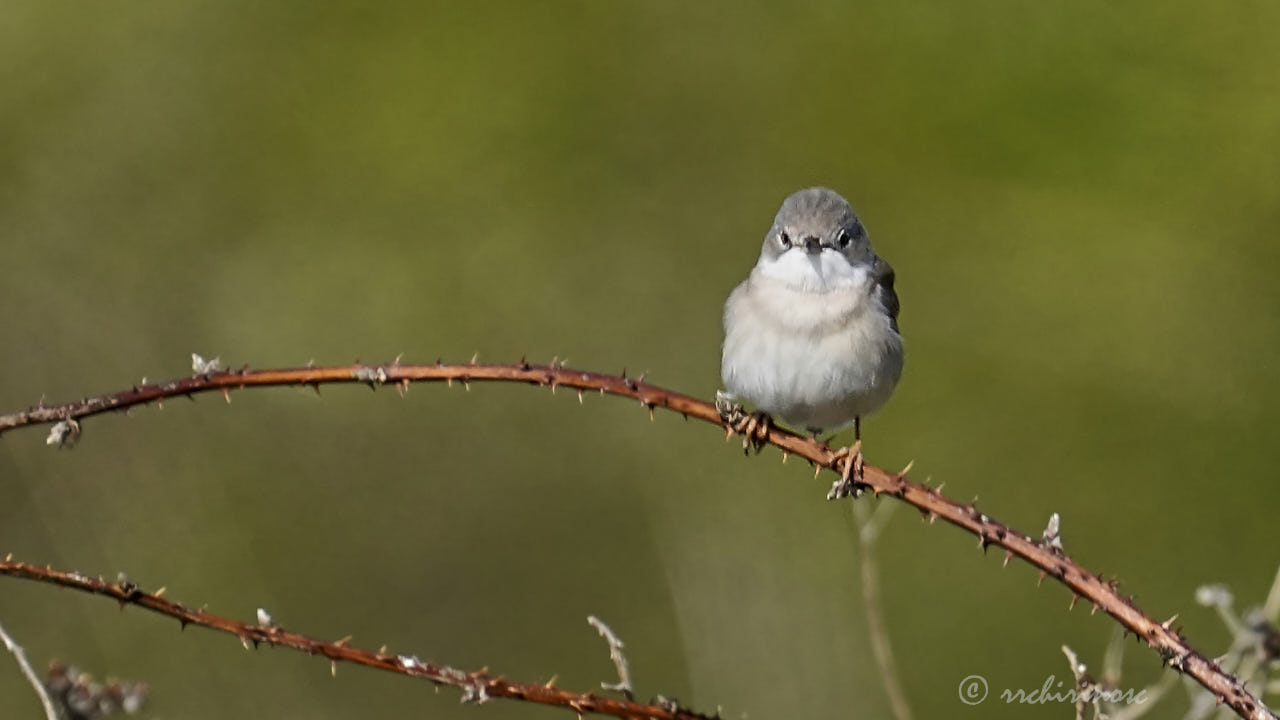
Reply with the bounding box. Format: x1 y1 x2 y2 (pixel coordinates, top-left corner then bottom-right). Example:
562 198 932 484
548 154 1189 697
3 1 1279 718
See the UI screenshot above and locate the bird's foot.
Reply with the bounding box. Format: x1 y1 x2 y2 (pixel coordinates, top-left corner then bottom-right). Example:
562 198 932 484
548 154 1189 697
826 440 865 500
714 390 741 423
716 391 771 454
736 411 772 454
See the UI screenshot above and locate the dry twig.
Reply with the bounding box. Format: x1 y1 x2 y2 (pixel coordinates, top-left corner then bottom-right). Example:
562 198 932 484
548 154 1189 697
851 500 913 720
0 558 714 720
588 616 634 700
0 618 59 720
45 660 149 719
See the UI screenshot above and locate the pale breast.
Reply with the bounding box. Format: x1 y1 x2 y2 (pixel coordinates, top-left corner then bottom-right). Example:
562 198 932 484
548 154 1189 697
721 272 903 431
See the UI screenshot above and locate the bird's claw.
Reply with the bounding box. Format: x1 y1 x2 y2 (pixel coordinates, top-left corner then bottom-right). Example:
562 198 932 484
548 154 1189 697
734 412 772 453
716 391 770 453
715 390 742 424
826 441 865 500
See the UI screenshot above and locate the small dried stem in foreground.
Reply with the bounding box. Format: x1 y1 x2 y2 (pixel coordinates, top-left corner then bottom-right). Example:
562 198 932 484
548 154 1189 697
0 618 59 720
588 616 634 700
852 501 913 720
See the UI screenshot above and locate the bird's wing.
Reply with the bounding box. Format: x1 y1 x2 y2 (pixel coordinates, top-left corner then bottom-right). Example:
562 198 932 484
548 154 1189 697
874 257 900 332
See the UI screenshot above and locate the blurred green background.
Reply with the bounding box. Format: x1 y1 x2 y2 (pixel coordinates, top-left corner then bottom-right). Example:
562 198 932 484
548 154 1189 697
3 1 1278 718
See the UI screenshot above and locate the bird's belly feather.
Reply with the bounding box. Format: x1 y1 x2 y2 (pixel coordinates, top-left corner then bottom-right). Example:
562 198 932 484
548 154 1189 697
721 277 903 431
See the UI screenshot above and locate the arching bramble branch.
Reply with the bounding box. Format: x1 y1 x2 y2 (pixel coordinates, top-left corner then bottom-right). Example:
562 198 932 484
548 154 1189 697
0 359 1273 720
0 557 714 720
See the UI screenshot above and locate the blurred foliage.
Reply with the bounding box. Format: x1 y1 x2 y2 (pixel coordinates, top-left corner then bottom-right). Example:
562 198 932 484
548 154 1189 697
3 1 1279 718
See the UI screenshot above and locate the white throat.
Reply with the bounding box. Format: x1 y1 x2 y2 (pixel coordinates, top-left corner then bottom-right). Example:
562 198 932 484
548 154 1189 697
754 249 869 294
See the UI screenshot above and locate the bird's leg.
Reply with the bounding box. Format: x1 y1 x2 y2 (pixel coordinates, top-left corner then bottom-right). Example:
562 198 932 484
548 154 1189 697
826 416 865 500
715 391 771 454
825 441 863 499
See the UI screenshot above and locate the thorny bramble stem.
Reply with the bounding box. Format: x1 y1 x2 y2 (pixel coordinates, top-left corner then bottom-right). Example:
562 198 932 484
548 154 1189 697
0 558 715 720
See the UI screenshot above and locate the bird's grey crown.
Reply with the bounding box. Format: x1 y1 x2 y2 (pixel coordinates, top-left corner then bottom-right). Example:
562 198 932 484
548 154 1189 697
773 187 861 232
762 186 869 262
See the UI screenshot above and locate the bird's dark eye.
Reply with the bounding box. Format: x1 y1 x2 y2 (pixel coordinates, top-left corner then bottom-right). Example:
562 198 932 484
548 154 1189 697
836 229 852 248
779 231 792 249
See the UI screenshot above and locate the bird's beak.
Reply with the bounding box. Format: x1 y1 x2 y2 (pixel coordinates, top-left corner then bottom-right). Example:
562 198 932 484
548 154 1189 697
802 236 823 254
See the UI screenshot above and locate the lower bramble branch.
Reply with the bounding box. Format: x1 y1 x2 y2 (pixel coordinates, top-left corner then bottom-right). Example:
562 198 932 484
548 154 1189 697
0 358 1274 720
0 558 715 720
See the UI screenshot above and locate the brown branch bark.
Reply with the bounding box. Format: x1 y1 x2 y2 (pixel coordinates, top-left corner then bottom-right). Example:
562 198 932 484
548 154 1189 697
1 359 1274 720
0 557 714 720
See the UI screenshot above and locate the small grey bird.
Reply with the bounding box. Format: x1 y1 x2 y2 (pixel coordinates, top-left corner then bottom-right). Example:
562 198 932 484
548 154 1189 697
718 187 903 498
